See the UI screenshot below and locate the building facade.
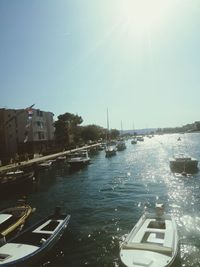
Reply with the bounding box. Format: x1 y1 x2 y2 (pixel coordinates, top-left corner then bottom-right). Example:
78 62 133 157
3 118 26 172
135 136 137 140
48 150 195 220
0 108 55 163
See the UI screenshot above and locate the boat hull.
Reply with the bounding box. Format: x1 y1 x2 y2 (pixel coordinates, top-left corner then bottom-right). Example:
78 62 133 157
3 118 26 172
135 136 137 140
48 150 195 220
0 171 35 192
0 212 70 267
0 203 33 237
169 158 198 173
120 212 179 267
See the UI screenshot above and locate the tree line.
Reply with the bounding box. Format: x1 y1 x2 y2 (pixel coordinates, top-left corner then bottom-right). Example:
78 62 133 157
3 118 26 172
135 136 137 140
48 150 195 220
54 112 120 148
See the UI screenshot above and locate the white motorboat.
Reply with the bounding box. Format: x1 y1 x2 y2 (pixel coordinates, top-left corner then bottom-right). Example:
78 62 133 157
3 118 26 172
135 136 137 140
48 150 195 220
131 138 137 144
169 153 198 173
105 145 117 157
116 140 126 151
120 204 179 267
38 160 53 169
67 150 90 168
136 136 144 142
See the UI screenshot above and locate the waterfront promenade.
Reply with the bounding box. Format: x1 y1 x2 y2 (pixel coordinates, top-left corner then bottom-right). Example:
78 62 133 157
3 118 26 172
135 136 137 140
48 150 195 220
0 144 100 174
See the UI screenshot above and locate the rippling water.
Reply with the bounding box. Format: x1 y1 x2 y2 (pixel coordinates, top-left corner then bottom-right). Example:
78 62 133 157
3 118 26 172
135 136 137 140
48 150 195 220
1 133 200 267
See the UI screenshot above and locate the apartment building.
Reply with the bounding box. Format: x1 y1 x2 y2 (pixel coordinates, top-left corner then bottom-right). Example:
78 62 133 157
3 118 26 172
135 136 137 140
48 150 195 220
0 107 55 163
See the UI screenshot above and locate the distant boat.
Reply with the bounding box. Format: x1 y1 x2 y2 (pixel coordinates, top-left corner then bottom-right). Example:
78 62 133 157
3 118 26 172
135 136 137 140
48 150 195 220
105 109 117 157
105 145 117 157
131 123 137 144
38 160 53 169
131 138 137 144
116 140 126 151
169 153 198 174
67 149 90 168
0 200 33 238
120 203 179 267
0 207 70 267
137 136 144 142
116 121 126 151
56 156 66 162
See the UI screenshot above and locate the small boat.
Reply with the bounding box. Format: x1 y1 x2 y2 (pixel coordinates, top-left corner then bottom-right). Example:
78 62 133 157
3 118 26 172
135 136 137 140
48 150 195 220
136 136 144 142
169 153 198 173
38 160 53 169
120 203 179 267
56 156 66 162
0 200 33 238
116 140 126 151
0 207 70 267
105 145 117 157
131 138 137 145
0 170 35 191
67 150 90 168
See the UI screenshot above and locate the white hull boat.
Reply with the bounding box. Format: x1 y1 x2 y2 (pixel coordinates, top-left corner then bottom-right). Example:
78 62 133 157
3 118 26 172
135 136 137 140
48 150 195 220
120 204 178 267
169 153 198 174
0 207 70 267
105 146 117 157
67 150 90 168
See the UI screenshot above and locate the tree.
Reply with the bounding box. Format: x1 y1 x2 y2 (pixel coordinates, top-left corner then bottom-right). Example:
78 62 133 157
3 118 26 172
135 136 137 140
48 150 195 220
54 112 83 147
110 129 120 139
81 125 105 142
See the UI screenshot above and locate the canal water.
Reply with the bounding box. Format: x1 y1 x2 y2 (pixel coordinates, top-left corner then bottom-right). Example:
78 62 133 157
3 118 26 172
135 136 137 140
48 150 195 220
1 133 200 267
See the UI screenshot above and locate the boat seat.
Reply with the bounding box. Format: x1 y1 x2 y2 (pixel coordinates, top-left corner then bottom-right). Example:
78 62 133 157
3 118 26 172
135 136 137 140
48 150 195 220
121 242 172 255
132 219 153 243
33 220 62 235
145 229 165 234
163 220 174 248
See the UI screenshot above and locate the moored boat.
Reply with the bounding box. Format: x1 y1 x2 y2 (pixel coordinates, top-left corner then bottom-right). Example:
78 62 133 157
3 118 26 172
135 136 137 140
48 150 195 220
116 140 126 151
67 150 90 168
120 203 179 267
105 145 117 157
131 138 137 144
0 200 34 238
0 170 35 191
169 153 198 173
0 207 71 267
38 160 53 169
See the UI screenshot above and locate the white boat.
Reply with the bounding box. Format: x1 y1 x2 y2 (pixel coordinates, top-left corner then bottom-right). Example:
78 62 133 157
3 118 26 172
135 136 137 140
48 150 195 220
131 138 137 145
136 136 144 142
105 145 117 157
0 207 70 267
67 150 90 168
120 204 179 267
116 140 126 151
38 160 53 169
169 153 198 173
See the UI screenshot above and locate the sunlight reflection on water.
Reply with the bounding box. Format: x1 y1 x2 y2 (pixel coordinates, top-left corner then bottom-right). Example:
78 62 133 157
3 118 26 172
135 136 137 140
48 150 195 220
1 133 200 267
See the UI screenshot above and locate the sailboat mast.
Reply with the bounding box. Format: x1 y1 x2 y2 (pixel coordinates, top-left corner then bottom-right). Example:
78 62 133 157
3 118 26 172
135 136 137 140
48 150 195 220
107 108 109 131
106 108 110 142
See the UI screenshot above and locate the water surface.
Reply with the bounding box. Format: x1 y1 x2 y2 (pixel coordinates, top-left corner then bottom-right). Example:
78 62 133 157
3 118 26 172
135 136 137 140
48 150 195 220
1 133 200 267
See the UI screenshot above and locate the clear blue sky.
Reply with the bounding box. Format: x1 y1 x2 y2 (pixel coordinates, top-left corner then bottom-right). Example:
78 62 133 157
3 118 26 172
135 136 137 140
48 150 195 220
1 0 200 130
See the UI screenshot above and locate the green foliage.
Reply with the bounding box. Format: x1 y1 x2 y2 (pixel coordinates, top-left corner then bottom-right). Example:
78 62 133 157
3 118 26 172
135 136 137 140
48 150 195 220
110 129 120 139
54 112 83 146
81 124 105 142
54 112 121 147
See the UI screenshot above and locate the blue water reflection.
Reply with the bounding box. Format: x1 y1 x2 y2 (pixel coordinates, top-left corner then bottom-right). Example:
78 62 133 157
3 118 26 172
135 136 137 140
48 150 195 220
0 133 200 266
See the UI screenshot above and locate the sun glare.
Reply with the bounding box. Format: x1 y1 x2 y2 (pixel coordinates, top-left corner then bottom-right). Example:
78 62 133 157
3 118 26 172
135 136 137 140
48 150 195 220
116 0 177 34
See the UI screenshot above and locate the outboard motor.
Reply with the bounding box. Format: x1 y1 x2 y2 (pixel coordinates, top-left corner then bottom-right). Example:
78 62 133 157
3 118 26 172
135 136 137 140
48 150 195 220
155 203 164 218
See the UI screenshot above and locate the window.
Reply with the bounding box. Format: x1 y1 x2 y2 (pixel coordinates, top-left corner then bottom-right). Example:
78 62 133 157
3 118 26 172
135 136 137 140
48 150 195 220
38 132 45 140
